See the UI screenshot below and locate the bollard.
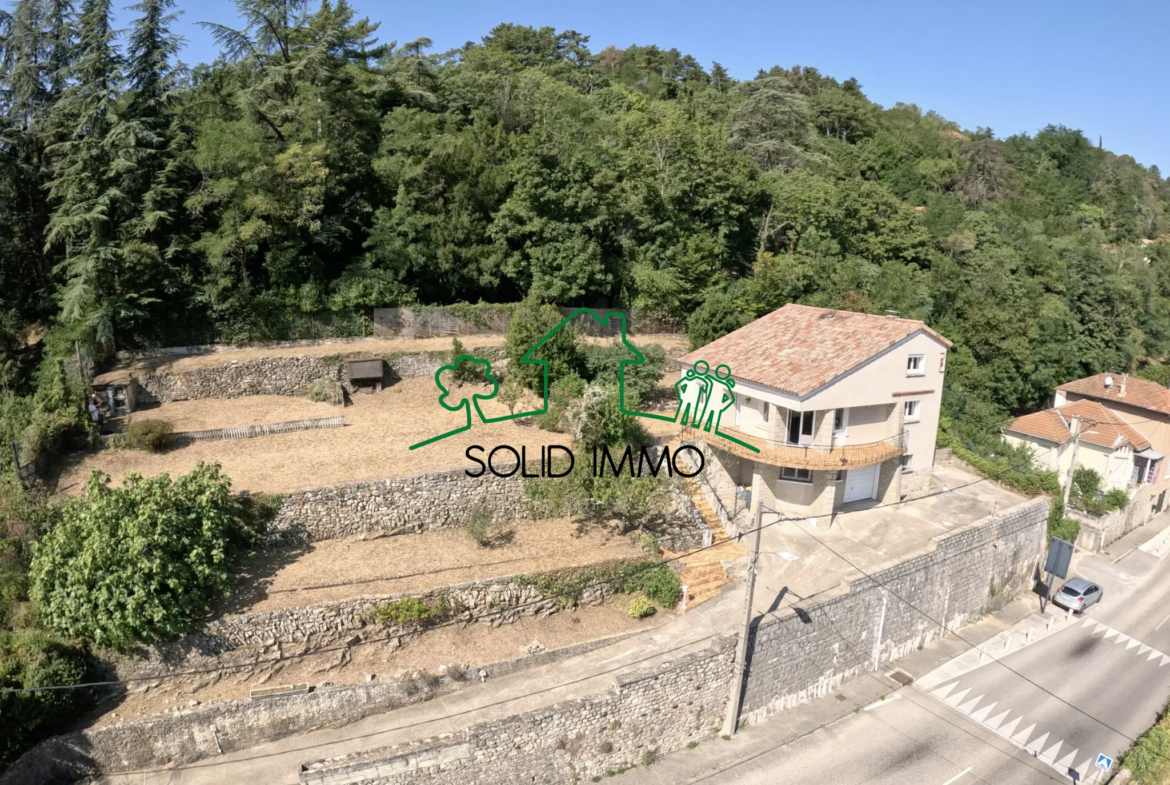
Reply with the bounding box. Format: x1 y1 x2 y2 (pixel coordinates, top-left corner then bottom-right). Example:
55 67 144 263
1046 617 1052 632
1027 628 1033 643
979 648 985 663
681 585 689 612
1067 607 1072 622
1004 636 1011 652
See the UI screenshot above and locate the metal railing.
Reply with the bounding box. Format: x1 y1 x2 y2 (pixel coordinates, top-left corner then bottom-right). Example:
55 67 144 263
681 426 908 470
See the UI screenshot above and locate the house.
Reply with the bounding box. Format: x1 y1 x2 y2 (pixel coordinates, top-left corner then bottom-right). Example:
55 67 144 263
1002 398 1151 493
1055 373 1170 511
679 304 951 522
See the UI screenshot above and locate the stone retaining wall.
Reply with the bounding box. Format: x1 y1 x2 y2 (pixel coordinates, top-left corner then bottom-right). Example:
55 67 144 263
205 560 641 648
299 639 736 785
266 466 531 545
1074 485 1156 552
291 497 1049 785
740 496 1049 718
0 631 647 784
131 347 504 404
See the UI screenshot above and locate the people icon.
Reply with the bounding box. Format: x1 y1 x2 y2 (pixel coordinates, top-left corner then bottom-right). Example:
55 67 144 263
697 364 736 434
674 360 711 427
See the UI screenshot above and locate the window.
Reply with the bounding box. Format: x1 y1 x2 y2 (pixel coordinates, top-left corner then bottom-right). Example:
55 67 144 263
780 467 812 483
833 408 848 435
907 354 925 377
901 454 913 473
903 400 921 423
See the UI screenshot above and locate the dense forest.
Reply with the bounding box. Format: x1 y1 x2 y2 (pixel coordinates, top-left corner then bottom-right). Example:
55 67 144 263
1 0 1170 764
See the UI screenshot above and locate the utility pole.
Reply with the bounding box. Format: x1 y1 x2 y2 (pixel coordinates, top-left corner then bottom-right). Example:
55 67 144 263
1061 415 1084 512
723 501 764 737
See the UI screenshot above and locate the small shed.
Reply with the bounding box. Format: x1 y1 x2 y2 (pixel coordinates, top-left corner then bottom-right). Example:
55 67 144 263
90 369 140 416
346 358 386 392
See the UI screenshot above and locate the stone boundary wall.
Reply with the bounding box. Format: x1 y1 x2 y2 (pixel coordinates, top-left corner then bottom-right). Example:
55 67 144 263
101 416 345 449
299 638 737 785
295 497 1049 785
266 466 530 545
1074 485 1156 552
204 559 642 648
0 630 648 784
740 496 1049 719
130 347 504 404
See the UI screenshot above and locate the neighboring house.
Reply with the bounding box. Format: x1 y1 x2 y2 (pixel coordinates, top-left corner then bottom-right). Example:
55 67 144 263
1002 398 1151 494
679 304 951 522
1055 373 1170 511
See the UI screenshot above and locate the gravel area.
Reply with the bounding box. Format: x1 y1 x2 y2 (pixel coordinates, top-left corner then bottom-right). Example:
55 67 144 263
226 519 644 613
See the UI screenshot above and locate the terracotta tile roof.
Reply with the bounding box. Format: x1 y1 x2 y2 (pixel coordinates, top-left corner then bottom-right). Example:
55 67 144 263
1005 399 1152 451
892 389 935 397
1058 373 1170 416
679 304 951 398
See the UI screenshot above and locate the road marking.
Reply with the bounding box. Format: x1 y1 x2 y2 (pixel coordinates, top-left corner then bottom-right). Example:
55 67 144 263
1154 611 1170 631
938 768 972 785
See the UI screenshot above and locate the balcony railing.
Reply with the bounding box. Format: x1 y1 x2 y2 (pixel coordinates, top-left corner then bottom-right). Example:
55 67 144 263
679 426 908 470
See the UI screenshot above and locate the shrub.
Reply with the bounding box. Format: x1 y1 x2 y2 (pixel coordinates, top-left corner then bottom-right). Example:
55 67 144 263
466 504 511 547
450 338 485 383
124 419 174 452
583 343 667 399
566 384 648 452
0 630 90 767
641 748 659 766
1048 516 1080 544
306 377 342 404
497 377 524 416
1103 489 1130 511
639 563 681 607
505 296 583 391
638 533 660 555
687 291 746 350
537 372 586 432
627 595 655 619
371 596 454 628
30 463 250 650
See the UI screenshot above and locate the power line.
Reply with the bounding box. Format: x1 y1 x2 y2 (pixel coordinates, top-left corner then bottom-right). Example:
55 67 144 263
4 441 1060 696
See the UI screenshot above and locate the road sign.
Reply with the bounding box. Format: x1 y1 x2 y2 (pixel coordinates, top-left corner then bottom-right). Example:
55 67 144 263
1045 537 1074 579
1095 753 1113 771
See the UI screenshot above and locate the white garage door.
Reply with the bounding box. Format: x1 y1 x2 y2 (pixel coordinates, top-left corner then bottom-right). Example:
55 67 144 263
843 464 879 503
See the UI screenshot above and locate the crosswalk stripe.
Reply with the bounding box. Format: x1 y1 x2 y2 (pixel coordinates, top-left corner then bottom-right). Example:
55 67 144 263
1149 650 1163 661
1127 638 1142 650
1115 633 1131 645
1075 757 1095 777
1140 644 1152 655
1055 748 1079 771
1012 723 1036 745
1103 629 1119 641
1094 622 1109 634
1161 654 1170 667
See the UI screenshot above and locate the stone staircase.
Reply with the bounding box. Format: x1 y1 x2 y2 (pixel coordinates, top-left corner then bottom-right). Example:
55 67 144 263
666 480 748 611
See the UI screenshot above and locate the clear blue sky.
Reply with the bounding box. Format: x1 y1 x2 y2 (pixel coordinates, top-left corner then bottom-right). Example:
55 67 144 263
114 0 1170 173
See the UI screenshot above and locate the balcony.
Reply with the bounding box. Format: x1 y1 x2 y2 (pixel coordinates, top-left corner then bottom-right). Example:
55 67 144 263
679 426 908 470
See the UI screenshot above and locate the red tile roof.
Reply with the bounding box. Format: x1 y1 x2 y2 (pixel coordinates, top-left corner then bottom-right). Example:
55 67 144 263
1058 373 1170 416
679 304 951 397
892 389 935 397
1005 398 1152 451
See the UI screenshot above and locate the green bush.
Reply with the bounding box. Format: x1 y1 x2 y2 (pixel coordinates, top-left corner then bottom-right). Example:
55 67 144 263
536 372 586 432
583 343 667 399
124 419 174 452
450 338 485 383
566 384 648 452
0 630 90 767
627 595 655 619
1048 516 1080 544
687 291 746 351
505 296 583 392
1104 489 1130 511
1122 711 1170 783
30 463 251 650
639 563 681 607
370 596 454 628
638 533 660 555
306 377 342 404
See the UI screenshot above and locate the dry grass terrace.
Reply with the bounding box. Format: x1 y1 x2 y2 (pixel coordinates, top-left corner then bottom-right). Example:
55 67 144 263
53 378 571 495
226 518 644 614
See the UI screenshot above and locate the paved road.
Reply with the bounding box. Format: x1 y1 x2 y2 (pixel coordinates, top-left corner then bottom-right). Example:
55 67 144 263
627 516 1170 785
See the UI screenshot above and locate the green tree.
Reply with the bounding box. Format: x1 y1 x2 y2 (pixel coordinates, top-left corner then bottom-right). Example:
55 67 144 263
0 629 89 766
504 296 583 391
687 290 745 350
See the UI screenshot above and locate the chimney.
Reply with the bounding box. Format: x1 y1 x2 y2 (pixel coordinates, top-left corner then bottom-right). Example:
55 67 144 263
1121 373 1128 397
884 310 900 318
